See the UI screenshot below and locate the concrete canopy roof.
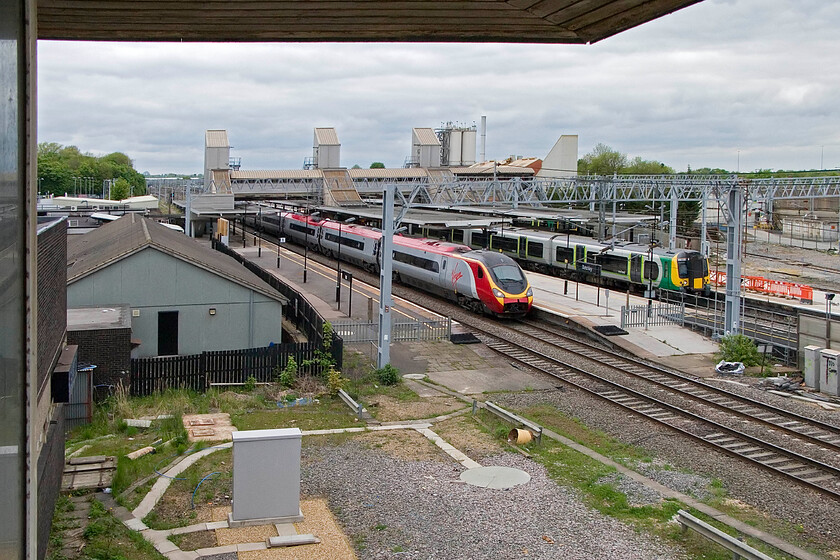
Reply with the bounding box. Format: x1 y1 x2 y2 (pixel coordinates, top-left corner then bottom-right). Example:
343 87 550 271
37 0 702 44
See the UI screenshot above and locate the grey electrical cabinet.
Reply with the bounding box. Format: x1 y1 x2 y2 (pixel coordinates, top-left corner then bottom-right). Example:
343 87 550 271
230 428 304 525
803 345 822 390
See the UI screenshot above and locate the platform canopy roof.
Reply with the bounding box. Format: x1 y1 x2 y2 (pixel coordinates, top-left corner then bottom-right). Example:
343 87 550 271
38 0 702 44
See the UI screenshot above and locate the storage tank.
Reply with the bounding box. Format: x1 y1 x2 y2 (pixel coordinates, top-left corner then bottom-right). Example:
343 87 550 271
461 130 477 165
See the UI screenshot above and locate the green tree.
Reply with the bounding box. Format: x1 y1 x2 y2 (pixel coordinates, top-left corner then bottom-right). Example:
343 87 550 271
370 162 385 169
623 157 674 175
110 177 131 201
37 142 148 198
578 143 627 175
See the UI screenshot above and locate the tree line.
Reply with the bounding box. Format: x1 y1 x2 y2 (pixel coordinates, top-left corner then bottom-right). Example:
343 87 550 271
38 142 146 200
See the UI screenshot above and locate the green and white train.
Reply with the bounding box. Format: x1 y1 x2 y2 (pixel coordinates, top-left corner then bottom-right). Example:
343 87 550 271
420 226 710 294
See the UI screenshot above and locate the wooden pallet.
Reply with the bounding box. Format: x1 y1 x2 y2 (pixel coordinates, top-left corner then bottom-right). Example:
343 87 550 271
61 456 117 491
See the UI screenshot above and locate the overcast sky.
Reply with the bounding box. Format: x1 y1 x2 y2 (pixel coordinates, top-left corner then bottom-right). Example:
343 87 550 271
37 0 840 175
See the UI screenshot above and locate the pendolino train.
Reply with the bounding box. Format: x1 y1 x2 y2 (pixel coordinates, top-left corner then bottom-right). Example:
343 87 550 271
254 211 533 317
415 226 710 294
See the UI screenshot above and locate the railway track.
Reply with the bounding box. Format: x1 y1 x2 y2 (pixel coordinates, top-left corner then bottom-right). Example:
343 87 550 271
456 316 840 500
241 218 840 498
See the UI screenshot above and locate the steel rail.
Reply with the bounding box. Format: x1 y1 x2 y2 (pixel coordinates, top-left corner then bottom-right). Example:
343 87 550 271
463 322 840 499
516 320 840 450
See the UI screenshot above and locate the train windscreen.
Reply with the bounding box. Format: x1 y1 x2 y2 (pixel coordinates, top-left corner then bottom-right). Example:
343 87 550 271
678 254 708 279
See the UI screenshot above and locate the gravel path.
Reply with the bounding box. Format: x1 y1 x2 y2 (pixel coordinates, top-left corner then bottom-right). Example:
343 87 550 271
497 390 840 554
301 441 685 560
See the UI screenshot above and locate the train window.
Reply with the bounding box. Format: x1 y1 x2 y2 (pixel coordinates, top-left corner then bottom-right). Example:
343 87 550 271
556 247 574 263
677 259 689 277
599 254 628 275
477 267 484 278
452 229 464 243
472 232 488 247
527 241 543 258
324 233 364 250
491 235 518 253
289 223 315 236
644 260 659 280
393 251 439 273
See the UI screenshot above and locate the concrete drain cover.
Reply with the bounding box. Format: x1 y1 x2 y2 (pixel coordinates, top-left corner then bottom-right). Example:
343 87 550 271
460 466 530 489
402 374 426 380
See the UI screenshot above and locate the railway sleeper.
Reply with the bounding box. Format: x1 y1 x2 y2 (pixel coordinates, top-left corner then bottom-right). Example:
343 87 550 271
760 457 793 466
744 452 776 460
801 474 836 484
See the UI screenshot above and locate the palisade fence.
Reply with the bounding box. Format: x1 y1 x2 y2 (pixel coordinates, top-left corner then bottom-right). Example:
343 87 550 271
332 318 452 343
620 302 685 328
211 237 343 366
131 343 330 397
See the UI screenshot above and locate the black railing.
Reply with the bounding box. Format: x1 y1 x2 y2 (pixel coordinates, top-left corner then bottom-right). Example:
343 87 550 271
130 342 336 397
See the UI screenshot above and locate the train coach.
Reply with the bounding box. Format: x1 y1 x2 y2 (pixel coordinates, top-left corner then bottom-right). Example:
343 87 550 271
253 210 533 317
452 226 709 294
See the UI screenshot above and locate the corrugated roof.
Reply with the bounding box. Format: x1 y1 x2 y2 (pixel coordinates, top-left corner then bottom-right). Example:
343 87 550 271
451 162 535 175
314 128 340 146
413 128 440 146
231 170 324 180
67 214 287 305
206 130 229 148
348 168 430 179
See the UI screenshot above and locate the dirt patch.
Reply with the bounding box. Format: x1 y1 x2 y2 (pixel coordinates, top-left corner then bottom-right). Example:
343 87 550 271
366 394 465 422
150 488 215 528
170 530 217 551
432 416 504 460
216 522 278 546
355 429 446 462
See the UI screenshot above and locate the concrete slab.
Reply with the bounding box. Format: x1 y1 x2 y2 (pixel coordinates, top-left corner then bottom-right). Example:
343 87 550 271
275 523 298 537
459 466 531 489
403 377 442 397
428 367 556 395
182 413 236 443
124 518 149 532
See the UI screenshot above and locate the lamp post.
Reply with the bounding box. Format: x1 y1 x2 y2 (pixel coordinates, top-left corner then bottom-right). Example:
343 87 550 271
826 293 835 348
303 211 320 283
336 217 356 305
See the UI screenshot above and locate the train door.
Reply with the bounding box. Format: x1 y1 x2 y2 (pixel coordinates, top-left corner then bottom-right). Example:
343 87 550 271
518 237 527 260
630 255 643 283
574 245 586 266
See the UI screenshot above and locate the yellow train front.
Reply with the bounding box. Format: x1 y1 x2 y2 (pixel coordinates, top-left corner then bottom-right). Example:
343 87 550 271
461 250 533 317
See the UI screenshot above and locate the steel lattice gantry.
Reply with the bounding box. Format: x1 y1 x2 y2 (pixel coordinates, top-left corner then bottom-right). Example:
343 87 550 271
389 174 840 335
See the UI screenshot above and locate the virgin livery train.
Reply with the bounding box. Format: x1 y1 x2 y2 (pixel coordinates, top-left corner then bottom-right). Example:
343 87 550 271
253 211 533 317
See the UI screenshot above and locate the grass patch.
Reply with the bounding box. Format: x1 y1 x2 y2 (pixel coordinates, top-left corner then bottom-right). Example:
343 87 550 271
81 499 166 560
230 396 362 431
143 448 232 530
502 402 809 560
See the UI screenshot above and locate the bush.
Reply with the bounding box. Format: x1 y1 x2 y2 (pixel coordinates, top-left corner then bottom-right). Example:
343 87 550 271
717 334 762 366
326 367 347 396
276 357 297 388
374 364 401 386
244 375 257 392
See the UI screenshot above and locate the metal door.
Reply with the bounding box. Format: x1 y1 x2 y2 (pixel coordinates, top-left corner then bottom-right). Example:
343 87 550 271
630 254 643 283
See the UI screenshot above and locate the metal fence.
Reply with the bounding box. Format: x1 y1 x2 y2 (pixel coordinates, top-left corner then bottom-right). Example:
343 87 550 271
620 302 685 328
332 318 452 343
661 290 799 365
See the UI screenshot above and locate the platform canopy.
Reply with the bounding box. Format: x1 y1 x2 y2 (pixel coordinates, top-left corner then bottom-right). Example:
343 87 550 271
38 0 703 44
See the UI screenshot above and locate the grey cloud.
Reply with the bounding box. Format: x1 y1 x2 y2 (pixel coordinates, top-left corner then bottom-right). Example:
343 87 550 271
37 0 840 174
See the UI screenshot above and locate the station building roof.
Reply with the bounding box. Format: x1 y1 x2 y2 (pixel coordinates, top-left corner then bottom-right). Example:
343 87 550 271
38 1 704 45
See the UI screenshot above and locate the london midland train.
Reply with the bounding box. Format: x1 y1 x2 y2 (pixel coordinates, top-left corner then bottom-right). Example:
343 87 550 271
254 211 533 317
416 225 710 294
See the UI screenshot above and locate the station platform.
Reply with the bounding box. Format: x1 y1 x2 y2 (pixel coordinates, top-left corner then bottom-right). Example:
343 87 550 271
527 272 720 377
203 233 722 377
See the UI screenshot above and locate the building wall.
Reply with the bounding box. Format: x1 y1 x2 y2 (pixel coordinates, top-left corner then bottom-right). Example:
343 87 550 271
67 327 131 391
37 218 67 396
37 406 64 560
67 248 283 357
